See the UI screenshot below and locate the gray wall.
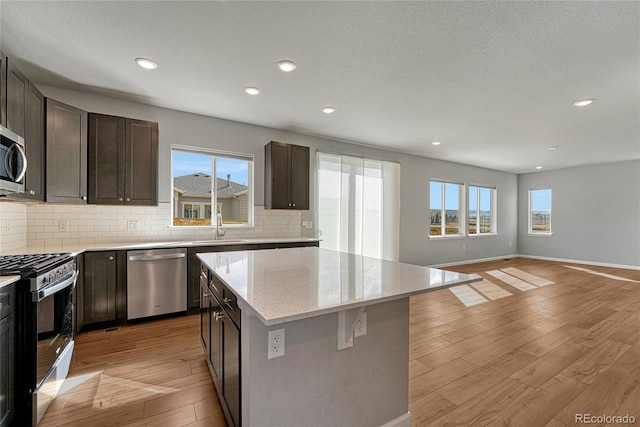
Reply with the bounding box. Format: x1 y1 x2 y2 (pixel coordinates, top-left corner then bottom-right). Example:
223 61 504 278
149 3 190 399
518 160 640 267
39 85 519 266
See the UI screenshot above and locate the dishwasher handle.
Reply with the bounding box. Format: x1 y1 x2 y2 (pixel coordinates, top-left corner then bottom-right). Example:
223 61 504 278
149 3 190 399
128 253 186 262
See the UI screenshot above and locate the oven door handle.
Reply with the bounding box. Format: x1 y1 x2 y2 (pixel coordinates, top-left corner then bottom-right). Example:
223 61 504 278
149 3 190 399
36 270 78 302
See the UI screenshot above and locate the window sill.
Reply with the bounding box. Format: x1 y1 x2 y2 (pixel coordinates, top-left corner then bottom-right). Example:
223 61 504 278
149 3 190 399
527 233 554 237
429 235 466 240
168 224 254 229
468 233 498 238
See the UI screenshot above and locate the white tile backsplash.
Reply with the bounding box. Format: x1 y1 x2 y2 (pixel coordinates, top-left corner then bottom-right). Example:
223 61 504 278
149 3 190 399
10 202 303 248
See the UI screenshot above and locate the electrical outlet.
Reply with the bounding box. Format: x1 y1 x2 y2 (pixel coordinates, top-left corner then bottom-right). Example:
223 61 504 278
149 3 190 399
287 220 292 228
5 221 10 232
302 220 312 229
127 220 139 230
268 328 285 359
354 311 367 337
59 220 69 232
462 244 466 251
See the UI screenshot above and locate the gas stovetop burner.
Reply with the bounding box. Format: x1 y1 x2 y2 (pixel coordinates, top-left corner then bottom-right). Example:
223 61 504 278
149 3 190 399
0 253 72 276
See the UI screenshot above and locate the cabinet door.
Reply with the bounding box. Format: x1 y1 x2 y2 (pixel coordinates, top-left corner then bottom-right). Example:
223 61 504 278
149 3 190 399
290 144 309 210
125 119 157 205
5 59 27 137
84 251 117 325
46 98 88 204
0 52 6 126
222 316 240 427
0 313 15 427
22 83 45 201
88 114 125 204
265 141 291 209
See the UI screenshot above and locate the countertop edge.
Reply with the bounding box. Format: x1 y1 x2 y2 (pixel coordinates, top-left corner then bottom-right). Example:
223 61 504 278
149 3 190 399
0 275 21 289
1 237 321 256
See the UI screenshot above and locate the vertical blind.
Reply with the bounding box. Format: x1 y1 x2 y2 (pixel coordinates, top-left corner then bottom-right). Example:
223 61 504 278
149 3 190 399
317 152 400 261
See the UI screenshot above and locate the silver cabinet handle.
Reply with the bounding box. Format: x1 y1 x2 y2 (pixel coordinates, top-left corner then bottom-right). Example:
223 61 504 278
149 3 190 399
126 198 130 202
119 197 123 202
214 311 225 321
292 203 296 207
81 196 87 200
108 256 114 261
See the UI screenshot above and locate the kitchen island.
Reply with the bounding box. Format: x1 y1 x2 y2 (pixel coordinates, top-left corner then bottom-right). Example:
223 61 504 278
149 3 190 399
198 247 481 427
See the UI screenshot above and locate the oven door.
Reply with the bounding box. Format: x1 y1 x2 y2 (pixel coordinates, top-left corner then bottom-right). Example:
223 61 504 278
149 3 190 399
34 270 77 389
0 126 27 193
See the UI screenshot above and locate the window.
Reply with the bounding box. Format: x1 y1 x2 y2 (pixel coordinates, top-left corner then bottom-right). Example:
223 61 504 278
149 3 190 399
468 186 496 235
171 147 253 227
317 152 400 261
430 181 463 237
529 188 552 234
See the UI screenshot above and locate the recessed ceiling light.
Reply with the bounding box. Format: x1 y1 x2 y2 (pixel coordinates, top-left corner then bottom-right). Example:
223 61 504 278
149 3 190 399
431 141 441 146
573 99 594 107
277 60 297 72
244 87 261 96
535 166 543 170
322 107 335 114
548 146 559 150
135 58 158 70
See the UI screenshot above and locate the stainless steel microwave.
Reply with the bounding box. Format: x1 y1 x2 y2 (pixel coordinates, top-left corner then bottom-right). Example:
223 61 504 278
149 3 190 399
0 125 27 194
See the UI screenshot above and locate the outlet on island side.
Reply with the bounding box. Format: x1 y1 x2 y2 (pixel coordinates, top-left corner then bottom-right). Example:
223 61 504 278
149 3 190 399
268 328 285 359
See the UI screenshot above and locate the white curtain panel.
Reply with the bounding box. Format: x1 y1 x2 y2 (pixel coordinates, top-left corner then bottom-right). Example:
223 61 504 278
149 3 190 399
317 152 400 261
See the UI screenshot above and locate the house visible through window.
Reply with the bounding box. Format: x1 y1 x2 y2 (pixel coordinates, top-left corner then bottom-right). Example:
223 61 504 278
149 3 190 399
172 147 253 227
430 181 463 236
468 185 496 235
529 188 552 234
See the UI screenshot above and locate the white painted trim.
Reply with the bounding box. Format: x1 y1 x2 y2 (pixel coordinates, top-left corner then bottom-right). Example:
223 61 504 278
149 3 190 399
380 412 412 427
428 254 518 268
517 254 640 271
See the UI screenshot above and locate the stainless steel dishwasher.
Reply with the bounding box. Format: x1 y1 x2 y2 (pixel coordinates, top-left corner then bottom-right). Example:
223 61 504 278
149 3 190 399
127 248 187 320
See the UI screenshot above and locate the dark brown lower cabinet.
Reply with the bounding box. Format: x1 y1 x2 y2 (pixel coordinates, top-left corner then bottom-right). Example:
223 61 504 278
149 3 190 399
83 251 125 328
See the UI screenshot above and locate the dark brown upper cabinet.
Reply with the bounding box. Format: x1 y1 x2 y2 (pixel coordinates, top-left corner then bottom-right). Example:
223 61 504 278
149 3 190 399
264 141 309 210
22 83 45 201
46 98 88 204
88 113 158 205
0 52 6 126
5 58 28 138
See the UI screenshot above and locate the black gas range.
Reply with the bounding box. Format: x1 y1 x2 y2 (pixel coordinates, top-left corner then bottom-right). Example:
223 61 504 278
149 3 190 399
0 252 77 426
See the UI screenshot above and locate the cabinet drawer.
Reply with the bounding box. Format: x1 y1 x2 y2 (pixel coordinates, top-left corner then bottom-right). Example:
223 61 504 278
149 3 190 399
222 286 240 327
0 282 16 319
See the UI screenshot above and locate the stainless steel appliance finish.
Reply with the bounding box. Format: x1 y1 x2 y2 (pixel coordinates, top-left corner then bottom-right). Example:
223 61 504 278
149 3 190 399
0 125 27 194
127 248 187 320
1 253 77 426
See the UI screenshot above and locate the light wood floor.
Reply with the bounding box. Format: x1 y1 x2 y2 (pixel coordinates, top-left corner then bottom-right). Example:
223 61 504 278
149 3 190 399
39 258 640 427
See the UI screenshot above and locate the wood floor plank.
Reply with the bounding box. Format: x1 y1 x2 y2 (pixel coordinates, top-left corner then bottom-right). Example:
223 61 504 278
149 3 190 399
560 339 631 384
409 357 478 401
554 366 640 425
429 377 534 427
510 341 589 388
409 392 457 427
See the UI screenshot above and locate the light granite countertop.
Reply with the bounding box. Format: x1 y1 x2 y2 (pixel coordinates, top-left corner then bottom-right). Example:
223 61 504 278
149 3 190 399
0 237 320 257
0 275 20 289
198 247 482 325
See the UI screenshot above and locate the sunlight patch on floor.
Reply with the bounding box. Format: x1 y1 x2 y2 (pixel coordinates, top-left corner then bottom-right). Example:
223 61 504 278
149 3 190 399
501 267 554 286
563 265 640 283
449 285 488 307
471 279 513 300
486 269 538 291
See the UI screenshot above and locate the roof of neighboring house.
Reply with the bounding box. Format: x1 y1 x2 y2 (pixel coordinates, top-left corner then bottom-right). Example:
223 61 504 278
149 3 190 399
173 173 248 198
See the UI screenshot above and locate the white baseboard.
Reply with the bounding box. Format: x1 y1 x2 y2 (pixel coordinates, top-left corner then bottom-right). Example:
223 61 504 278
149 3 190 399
429 254 639 271
380 412 412 427
428 254 518 269
517 254 640 271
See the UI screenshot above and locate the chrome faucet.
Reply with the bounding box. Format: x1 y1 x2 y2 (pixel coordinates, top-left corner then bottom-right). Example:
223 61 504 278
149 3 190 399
216 212 225 239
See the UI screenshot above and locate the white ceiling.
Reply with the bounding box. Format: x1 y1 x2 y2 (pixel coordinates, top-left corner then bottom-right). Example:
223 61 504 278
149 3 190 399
1 1 638 174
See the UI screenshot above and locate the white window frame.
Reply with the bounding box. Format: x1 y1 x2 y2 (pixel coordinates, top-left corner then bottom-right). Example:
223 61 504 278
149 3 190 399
171 145 254 228
528 188 552 236
429 180 465 238
468 185 497 236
